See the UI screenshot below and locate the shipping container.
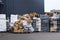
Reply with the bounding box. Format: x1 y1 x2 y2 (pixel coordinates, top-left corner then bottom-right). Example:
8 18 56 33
0 0 4 14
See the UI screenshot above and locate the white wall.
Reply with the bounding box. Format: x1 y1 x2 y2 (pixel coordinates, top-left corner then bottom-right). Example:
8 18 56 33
44 0 60 12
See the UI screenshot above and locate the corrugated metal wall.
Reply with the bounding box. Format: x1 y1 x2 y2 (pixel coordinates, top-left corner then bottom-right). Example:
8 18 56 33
2 0 44 17
0 0 4 14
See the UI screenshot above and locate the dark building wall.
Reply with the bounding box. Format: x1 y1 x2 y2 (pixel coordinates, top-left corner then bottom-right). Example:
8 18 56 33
2 0 44 16
0 0 4 14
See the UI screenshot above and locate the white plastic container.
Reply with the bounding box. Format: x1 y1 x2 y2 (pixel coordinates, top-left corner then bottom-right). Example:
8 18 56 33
10 15 18 23
36 18 41 31
10 14 18 27
0 14 6 32
0 20 6 31
0 14 6 20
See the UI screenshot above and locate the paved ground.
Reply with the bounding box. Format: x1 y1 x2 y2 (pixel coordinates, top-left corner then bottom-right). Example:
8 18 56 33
0 32 60 40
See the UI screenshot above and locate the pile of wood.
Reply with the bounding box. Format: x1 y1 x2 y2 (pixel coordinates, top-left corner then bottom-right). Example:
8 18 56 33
13 20 24 32
13 14 32 32
13 12 39 33
45 12 53 17
29 12 39 17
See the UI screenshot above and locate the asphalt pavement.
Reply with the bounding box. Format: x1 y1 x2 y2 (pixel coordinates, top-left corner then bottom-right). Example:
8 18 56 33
0 32 60 40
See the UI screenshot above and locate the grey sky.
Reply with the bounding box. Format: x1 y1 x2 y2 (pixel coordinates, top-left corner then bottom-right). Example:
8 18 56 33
44 0 60 12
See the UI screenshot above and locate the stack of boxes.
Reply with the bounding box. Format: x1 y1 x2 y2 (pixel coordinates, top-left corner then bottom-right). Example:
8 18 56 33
36 18 41 31
32 15 41 32
9 14 18 32
32 14 50 32
40 15 49 32
50 13 59 32
32 17 37 31
0 14 6 32
10 14 24 32
57 15 60 32
50 19 57 32
10 14 18 28
0 13 59 32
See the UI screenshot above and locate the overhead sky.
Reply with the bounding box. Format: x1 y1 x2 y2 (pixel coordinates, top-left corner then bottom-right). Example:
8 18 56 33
44 0 60 12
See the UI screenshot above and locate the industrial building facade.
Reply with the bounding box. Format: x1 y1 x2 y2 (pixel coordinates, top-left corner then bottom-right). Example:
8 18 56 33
1 0 44 17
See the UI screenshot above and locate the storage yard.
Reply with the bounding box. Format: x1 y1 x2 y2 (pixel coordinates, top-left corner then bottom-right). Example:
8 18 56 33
0 0 60 40
0 11 60 33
